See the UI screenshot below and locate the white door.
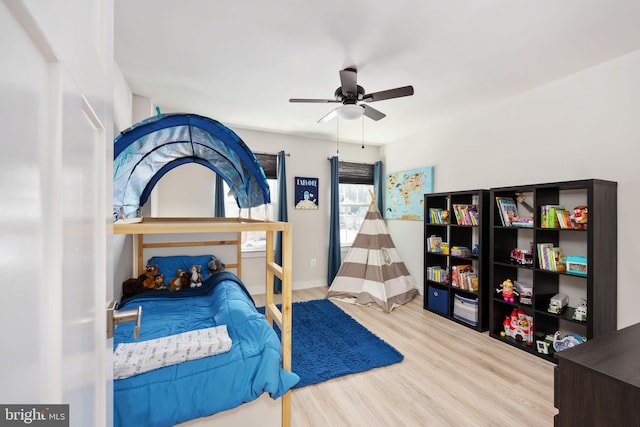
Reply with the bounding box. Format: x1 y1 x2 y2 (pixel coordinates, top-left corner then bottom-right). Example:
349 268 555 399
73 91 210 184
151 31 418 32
0 1 113 426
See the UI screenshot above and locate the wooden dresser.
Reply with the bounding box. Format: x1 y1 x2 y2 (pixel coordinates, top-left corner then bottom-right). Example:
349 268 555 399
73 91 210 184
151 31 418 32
554 322 640 426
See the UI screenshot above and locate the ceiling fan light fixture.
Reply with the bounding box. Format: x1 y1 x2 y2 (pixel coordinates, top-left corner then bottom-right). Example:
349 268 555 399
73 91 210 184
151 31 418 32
337 104 363 120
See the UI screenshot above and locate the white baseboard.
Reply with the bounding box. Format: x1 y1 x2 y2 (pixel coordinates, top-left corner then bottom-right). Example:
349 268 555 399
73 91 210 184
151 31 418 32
245 279 327 296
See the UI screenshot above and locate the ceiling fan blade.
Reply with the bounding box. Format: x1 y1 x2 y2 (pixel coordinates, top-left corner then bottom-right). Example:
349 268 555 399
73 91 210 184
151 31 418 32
317 108 339 123
339 68 358 98
289 98 340 103
362 85 414 102
362 104 386 121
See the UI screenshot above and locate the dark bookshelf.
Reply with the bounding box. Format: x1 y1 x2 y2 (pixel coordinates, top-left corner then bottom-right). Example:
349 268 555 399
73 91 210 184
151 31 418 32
423 190 490 331
489 179 617 362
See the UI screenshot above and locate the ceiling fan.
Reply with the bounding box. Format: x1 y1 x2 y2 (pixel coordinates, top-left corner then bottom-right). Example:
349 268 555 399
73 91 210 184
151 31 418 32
289 67 414 122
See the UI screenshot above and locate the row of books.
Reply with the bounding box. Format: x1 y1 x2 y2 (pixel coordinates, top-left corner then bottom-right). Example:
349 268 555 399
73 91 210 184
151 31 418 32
426 266 448 284
429 208 449 224
452 204 479 225
427 235 449 254
541 205 576 229
450 264 478 292
536 243 566 272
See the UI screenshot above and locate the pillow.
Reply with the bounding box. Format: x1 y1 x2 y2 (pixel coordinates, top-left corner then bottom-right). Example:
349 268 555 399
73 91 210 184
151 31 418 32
147 255 217 282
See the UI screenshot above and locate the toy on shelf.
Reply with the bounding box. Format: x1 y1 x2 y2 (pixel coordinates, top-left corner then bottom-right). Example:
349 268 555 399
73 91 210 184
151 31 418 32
510 248 533 266
547 293 568 314
571 205 588 229
552 331 586 352
572 299 587 322
500 307 534 345
496 279 515 303
472 244 479 256
536 334 555 355
515 193 534 217
566 256 587 276
513 280 532 305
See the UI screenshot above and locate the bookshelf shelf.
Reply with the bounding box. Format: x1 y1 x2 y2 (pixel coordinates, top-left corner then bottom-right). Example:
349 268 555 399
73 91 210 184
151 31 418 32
489 179 617 361
424 190 490 331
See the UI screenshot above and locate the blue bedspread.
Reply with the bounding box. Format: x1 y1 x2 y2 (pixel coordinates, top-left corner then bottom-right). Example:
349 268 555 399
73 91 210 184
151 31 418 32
114 272 299 427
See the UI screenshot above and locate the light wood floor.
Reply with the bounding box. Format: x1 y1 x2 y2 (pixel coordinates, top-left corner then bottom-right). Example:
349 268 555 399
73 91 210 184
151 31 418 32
254 287 558 427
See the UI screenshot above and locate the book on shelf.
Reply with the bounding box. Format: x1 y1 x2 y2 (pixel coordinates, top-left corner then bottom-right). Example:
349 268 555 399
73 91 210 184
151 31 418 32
452 204 479 225
465 273 478 292
536 243 553 270
495 197 519 226
540 205 562 228
556 208 574 229
426 266 448 283
536 243 566 272
427 235 443 253
451 264 473 288
440 242 450 255
429 208 449 224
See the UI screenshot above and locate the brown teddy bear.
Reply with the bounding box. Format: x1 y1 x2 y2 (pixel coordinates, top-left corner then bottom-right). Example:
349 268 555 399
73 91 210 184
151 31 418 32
138 264 159 289
169 269 189 292
154 273 167 290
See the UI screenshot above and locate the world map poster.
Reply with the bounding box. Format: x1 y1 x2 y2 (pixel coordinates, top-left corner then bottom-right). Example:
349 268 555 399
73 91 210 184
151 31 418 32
385 166 434 220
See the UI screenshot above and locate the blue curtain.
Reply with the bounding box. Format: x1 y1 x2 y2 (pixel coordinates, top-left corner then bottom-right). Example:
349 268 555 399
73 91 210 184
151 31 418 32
274 151 288 293
327 156 341 285
374 160 383 214
214 174 225 217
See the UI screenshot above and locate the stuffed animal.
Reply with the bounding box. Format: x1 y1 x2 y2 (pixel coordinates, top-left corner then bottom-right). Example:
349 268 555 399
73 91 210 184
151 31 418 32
154 273 167 290
190 265 204 288
208 257 226 275
169 269 188 292
138 264 159 289
122 277 144 301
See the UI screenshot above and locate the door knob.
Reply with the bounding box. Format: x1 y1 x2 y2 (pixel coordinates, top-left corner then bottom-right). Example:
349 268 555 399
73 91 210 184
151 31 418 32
107 300 142 339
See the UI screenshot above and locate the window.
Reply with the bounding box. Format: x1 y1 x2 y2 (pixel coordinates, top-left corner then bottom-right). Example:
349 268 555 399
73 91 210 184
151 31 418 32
339 183 372 245
222 152 279 252
338 161 375 246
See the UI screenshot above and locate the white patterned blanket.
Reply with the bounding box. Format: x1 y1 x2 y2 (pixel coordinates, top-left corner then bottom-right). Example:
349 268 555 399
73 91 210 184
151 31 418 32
114 325 232 379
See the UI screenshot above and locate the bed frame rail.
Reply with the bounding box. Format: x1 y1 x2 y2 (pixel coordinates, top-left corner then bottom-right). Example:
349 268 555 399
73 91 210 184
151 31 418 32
113 217 293 427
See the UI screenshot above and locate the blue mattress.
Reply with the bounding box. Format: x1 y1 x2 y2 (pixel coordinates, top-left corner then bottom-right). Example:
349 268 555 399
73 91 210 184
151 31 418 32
114 272 299 427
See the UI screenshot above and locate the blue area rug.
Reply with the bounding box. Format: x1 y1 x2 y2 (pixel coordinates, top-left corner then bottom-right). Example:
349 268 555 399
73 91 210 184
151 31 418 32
258 299 404 388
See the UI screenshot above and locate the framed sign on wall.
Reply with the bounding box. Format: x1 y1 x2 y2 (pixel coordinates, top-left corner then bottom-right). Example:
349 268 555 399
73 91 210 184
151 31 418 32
294 176 319 210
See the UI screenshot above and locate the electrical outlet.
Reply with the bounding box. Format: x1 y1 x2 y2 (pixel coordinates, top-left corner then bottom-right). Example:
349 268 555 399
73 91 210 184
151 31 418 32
310 258 317 267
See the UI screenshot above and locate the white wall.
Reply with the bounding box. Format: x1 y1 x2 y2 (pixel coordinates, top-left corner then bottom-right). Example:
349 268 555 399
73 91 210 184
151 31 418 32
113 62 132 132
383 49 640 329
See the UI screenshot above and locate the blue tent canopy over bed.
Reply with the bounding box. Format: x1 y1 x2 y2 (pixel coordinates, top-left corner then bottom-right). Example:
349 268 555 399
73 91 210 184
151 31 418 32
113 113 270 219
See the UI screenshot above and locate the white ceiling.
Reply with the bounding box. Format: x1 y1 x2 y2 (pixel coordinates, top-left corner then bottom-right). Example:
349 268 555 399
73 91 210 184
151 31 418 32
115 0 640 145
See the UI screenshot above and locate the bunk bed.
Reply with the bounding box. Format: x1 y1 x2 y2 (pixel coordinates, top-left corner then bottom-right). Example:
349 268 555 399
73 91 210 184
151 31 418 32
113 218 295 427
112 113 296 426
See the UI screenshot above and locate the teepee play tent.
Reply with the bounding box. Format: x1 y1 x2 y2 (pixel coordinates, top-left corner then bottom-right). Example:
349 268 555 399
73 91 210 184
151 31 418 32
328 200 418 312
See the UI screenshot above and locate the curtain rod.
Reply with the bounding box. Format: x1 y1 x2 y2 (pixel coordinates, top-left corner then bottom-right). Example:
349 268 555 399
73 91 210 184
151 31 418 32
255 151 290 156
326 157 378 164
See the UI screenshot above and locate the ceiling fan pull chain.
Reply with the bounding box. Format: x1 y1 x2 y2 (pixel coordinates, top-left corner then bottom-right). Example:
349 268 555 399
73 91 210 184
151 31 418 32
336 117 340 154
